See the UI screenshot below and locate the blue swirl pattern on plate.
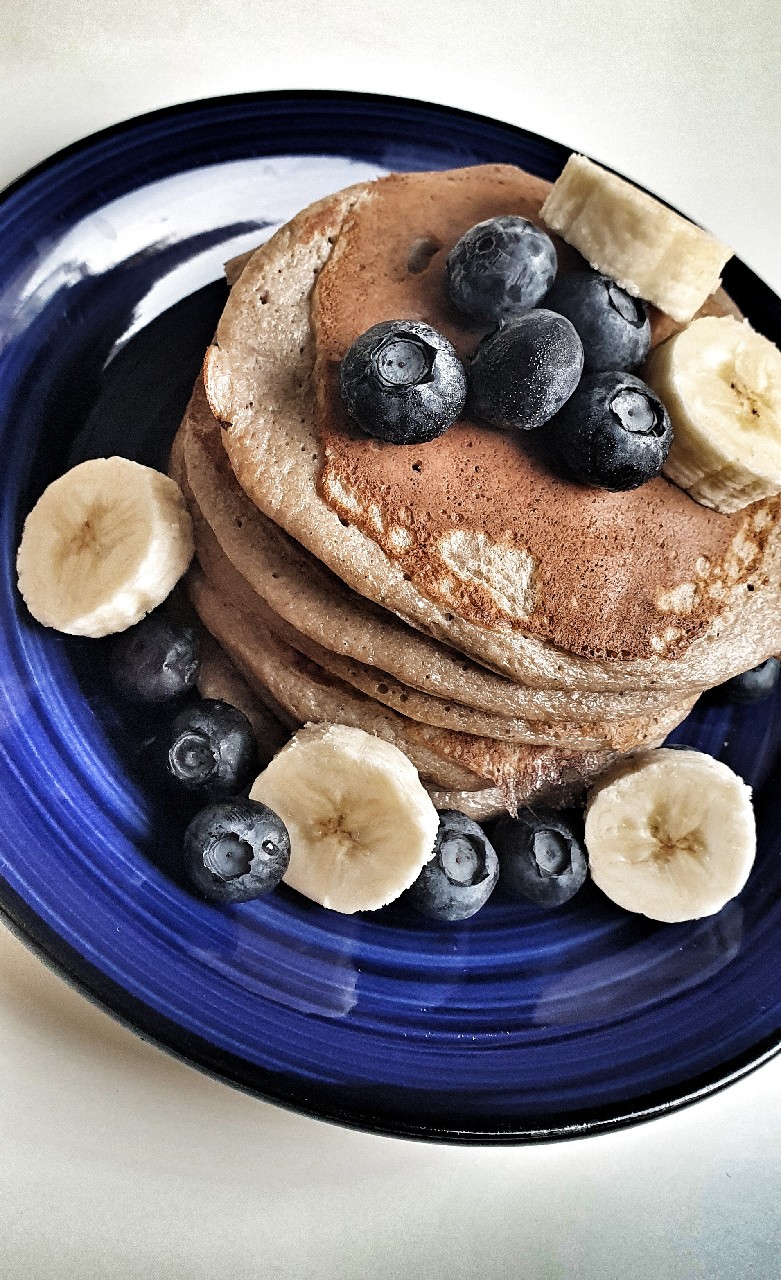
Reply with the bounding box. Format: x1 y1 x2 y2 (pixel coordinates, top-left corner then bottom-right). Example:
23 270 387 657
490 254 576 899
1 92 780 1142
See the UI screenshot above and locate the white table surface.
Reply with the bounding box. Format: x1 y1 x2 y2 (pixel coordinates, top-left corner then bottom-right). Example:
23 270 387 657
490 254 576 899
1 3 779 1276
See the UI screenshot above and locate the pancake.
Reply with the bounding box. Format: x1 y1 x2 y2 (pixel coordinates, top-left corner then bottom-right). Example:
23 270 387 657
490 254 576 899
187 566 617 810
203 167 781 693
420 785 506 822
188 480 694 751
195 635 508 822
194 632 507 820
174 378 689 721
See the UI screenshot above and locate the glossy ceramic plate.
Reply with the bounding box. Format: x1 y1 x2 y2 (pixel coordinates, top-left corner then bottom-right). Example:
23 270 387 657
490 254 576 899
1 92 780 1144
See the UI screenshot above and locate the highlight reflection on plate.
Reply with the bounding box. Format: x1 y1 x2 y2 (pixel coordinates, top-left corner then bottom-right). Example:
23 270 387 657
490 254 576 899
1 92 780 1143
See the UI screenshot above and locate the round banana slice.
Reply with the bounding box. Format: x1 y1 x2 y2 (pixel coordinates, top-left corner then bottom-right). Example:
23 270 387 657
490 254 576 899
16 457 194 637
541 154 731 323
645 315 781 513
250 723 439 914
584 748 755 923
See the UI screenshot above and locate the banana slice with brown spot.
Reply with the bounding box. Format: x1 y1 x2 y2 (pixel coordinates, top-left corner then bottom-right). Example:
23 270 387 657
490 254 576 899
250 723 439 914
646 315 781 512
585 748 755 922
16 457 194 637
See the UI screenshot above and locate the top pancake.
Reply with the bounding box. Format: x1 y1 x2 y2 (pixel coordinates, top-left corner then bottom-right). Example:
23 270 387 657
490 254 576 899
203 167 781 691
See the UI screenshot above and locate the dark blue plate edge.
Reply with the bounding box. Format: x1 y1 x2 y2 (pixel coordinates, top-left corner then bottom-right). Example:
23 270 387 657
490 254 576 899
2 854 779 1146
1 87 779 1145
4 89 777 309
0 87 568 207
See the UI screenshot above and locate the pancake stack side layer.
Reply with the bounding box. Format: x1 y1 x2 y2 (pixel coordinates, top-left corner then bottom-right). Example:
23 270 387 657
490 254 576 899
170 165 781 816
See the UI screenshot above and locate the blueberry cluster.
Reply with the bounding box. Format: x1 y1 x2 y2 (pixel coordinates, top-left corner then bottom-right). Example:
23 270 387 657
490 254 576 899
339 215 673 491
106 612 594 924
108 605 289 903
404 807 590 921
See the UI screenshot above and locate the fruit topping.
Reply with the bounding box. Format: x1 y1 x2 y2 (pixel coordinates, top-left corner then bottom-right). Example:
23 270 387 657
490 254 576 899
585 748 756 922
446 215 558 324
545 370 672 490
541 153 732 323
469 309 584 431
339 320 467 444
249 723 439 914
146 699 258 799
645 315 781 513
711 657 781 704
492 808 588 907
109 605 201 705
15 457 194 637
184 798 290 903
544 269 651 372
405 810 499 921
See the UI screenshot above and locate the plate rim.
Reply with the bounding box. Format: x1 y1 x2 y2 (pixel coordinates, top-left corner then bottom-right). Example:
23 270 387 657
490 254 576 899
3 881 780 1146
1 87 780 1144
0 86 571 210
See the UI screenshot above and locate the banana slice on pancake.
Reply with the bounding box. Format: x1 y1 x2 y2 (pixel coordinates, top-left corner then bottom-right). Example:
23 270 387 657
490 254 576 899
646 314 781 513
541 153 731 322
250 723 439 914
16 458 194 637
585 748 755 922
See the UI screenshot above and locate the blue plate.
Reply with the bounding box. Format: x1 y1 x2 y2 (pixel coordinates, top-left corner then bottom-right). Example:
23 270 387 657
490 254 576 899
1 92 780 1144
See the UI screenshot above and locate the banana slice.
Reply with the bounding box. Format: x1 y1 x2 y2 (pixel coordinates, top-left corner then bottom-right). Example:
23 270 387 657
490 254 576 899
16 457 194 637
645 314 781 512
249 723 439 914
584 748 755 923
541 154 732 323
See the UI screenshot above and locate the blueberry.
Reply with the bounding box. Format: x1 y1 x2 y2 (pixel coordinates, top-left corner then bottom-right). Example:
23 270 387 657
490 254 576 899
447 216 558 324
146 699 258 799
545 370 672 490
493 809 588 907
184 798 290 903
339 320 467 444
108 607 200 705
712 657 781 704
544 270 651 372
469 310 584 431
406 810 498 921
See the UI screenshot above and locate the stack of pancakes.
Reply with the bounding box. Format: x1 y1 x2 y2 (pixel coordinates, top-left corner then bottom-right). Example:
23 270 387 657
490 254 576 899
169 165 781 818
